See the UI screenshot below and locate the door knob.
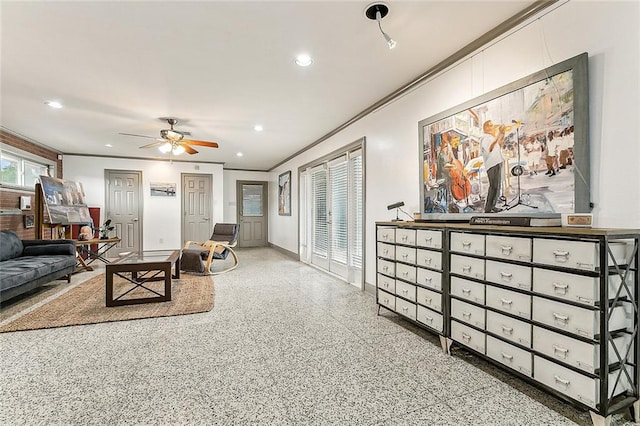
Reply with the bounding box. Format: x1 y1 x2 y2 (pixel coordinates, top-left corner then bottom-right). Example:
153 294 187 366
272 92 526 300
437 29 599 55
133 218 138 222
204 218 210 221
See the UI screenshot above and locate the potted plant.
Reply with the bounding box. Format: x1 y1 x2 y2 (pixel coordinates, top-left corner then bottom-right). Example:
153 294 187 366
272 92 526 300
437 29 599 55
95 219 115 240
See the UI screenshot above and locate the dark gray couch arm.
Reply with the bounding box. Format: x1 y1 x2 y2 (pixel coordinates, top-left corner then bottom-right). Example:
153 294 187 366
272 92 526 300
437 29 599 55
22 239 76 256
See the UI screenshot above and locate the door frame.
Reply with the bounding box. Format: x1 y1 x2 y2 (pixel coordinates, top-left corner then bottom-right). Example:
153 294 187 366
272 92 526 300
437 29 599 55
180 173 213 246
297 137 366 290
104 169 143 253
236 180 268 247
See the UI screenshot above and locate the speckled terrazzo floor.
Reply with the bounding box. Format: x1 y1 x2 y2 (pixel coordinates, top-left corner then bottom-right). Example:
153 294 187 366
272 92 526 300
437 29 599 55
0 247 638 425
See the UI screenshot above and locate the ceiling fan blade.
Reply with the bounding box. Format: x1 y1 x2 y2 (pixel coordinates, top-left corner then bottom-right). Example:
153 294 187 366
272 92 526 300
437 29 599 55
119 132 157 139
182 139 219 148
139 141 165 149
183 144 198 155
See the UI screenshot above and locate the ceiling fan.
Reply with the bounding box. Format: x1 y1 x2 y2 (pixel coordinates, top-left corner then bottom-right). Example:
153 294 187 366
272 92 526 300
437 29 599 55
119 118 219 155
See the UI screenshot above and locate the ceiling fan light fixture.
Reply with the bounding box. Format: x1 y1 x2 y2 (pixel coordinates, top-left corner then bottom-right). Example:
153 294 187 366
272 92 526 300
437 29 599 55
253 124 263 132
172 145 186 155
158 142 172 153
44 100 63 109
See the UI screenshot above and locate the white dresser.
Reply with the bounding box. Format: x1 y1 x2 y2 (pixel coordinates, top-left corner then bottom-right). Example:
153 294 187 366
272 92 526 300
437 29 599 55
376 222 639 425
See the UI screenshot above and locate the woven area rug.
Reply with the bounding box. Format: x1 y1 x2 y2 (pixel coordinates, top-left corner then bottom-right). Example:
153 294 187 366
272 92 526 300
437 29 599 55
0 273 214 333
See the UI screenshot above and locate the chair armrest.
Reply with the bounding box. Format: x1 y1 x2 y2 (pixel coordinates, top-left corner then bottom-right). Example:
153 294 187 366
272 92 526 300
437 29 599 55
184 241 206 249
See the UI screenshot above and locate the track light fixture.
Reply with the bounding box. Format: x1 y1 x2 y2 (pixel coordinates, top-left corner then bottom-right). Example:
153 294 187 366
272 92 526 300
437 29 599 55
365 2 397 50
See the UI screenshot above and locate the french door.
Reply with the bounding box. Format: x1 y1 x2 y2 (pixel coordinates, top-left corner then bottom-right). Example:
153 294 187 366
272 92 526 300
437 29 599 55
301 146 363 288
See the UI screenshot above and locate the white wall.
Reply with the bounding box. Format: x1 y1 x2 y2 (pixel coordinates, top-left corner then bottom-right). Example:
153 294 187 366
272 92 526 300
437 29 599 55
63 155 224 250
268 1 640 287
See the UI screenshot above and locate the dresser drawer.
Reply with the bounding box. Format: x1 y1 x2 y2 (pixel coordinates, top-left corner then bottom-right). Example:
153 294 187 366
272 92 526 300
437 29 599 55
378 289 395 310
377 242 395 260
377 227 395 243
533 268 628 306
451 232 485 256
486 310 532 348
395 297 416 321
395 263 416 283
487 336 532 377
533 326 628 374
486 260 532 291
416 249 442 270
451 320 486 354
377 273 395 293
395 281 416 302
417 287 441 312
450 254 485 280
486 286 531 319
450 276 485 304
416 268 442 291
532 297 629 339
451 299 485 329
395 228 416 246
486 235 532 262
417 306 443 332
416 229 442 249
395 246 416 264
534 356 631 409
533 239 627 271
377 259 395 277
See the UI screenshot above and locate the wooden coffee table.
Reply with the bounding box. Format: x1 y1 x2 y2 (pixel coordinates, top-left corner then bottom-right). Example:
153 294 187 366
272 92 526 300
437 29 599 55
105 250 181 307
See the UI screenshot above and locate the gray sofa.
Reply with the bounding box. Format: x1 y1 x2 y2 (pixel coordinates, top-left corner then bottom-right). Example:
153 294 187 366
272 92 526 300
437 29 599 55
0 230 76 303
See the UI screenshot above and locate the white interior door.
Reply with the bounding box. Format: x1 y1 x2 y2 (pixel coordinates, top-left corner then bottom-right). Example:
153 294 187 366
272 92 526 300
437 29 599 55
182 173 212 246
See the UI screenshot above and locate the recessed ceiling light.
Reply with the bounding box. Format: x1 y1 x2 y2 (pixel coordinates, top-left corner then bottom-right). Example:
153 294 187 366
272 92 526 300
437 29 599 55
295 54 313 67
253 124 263 132
105 144 113 148
44 100 63 109
237 152 244 157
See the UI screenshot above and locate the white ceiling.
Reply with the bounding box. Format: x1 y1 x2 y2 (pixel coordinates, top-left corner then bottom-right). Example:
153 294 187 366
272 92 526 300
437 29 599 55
1 1 536 170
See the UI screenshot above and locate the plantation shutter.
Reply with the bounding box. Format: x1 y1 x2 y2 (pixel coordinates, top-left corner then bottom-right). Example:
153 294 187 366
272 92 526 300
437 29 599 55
311 166 328 258
349 150 363 269
329 155 348 265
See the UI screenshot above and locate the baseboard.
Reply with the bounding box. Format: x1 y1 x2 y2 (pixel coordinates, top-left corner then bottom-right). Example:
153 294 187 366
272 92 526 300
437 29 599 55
364 281 376 295
267 242 299 260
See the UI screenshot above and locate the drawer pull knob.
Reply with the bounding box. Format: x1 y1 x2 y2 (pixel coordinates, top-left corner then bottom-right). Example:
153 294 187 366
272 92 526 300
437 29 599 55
402 307 408 312
384 298 389 303
403 289 408 295
383 266 388 272
402 254 408 259
554 375 571 386
501 325 514 334
425 316 433 322
501 246 513 255
461 332 471 342
424 276 432 283
552 282 569 294
424 257 432 264
500 298 513 305
384 250 389 256
501 352 513 361
461 288 471 294
553 345 569 358
500 272 513 281
552 312 569 322
384 282 389 288
462 265 472 273
402 272 409 277
462 311 471 319
425 297 432 304
552 250 570 262
402 235 408 241
425 237 432 243
462 241 472 249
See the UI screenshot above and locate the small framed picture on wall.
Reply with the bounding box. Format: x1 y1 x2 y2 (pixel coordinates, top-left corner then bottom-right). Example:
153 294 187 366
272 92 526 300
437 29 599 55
278 171 291 216
24 214 35 228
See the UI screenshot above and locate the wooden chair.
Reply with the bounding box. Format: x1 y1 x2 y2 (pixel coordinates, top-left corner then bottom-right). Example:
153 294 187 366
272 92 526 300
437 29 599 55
182 223 240 275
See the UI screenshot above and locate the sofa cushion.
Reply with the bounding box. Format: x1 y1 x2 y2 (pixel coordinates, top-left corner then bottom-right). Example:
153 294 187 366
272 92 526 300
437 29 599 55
0 230 24 261
23 243 76 256
0 255 77 293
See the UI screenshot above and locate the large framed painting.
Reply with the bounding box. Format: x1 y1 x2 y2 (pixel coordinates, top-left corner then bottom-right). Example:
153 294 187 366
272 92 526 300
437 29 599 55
278 170 291 216
419 52 589 220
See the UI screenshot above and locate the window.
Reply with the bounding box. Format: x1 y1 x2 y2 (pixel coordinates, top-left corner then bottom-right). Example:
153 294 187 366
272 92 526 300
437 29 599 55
0 148 51 188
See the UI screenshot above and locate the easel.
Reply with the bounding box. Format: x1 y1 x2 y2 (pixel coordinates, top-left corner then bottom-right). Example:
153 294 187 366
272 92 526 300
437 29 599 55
34 183 71 240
